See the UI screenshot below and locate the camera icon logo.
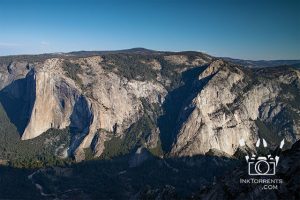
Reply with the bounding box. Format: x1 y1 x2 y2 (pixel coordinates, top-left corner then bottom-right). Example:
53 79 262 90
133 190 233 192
239 138 284 176
248 156 276 175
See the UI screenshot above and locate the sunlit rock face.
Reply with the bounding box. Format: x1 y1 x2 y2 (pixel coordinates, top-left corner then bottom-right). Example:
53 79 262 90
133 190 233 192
171 60 300 157
0 51 299 161
0 54 172 160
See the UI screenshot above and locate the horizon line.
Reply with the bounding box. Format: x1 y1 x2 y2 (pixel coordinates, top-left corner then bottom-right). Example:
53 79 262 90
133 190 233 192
0 47 300 61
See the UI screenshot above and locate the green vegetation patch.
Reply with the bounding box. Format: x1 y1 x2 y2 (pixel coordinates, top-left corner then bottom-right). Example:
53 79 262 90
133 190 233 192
62 60 83 88
101 99 162 159
102 53 158 81
101 114 156 158
0 102 72 168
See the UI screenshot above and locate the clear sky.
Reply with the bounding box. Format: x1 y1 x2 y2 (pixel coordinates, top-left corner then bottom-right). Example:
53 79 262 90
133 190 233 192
0 0 299 60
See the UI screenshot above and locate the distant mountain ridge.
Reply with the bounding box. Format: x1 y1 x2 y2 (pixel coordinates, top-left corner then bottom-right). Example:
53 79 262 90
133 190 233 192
1 48 300 69
222 57 300 68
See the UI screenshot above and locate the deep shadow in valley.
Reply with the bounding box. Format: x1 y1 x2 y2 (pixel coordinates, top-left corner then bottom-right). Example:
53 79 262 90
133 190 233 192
0 69 36 136
158 64 216 153
0 166 42 200
68 95 93 157
2 140 300 200
0 153 240 200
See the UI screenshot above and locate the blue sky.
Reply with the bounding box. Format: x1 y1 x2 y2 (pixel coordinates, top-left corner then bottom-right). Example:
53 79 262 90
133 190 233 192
0 0 299 60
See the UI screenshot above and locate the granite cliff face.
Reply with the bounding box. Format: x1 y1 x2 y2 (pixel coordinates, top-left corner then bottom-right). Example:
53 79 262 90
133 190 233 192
0 50 299 161
171 60 300 157
0 54 171 160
